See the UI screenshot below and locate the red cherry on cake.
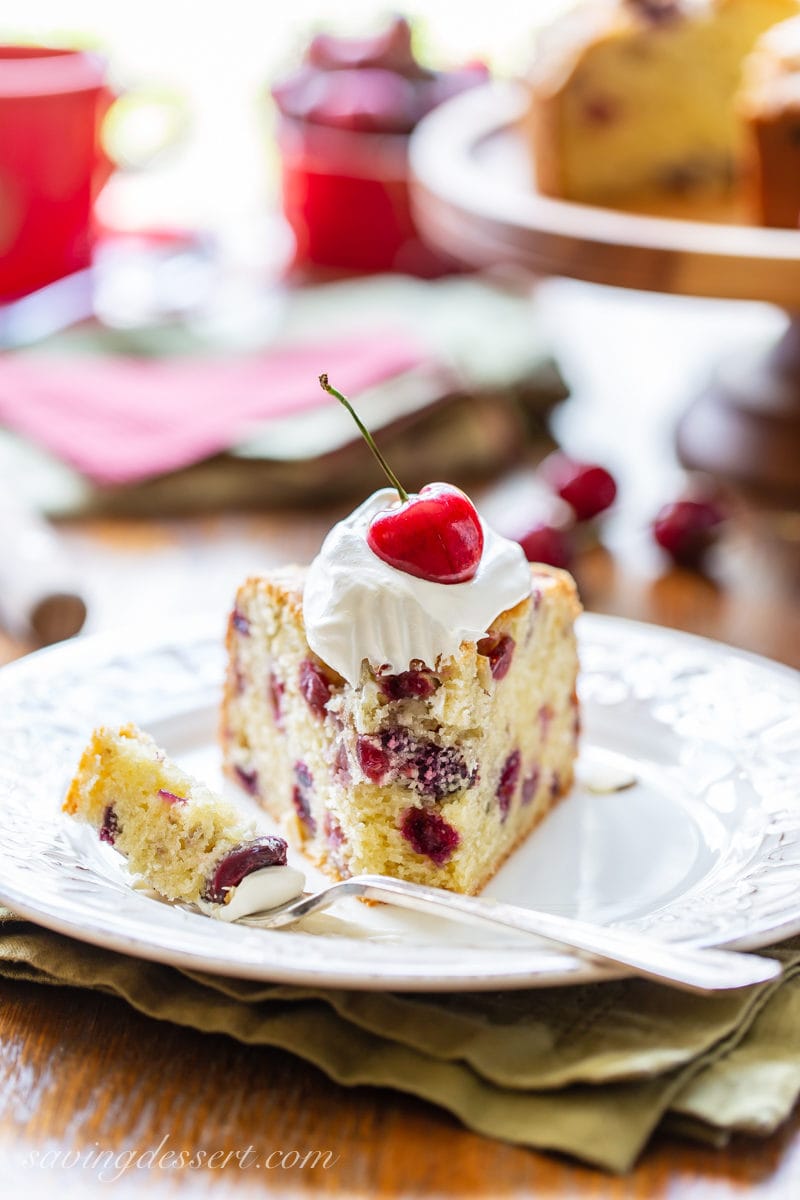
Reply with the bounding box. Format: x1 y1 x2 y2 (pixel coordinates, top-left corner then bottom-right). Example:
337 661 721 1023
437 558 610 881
367 483 484 584
320 374 484 585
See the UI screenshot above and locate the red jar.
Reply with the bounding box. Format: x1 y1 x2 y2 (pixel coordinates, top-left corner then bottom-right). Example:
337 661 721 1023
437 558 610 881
0 47 113 300
276 113 462 276
271 19 487 277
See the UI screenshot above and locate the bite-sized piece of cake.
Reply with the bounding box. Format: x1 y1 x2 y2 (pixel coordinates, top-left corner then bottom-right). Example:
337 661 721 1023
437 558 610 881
222 555 580 895
524 0 799 204
64 724 303 920
740 17 800 226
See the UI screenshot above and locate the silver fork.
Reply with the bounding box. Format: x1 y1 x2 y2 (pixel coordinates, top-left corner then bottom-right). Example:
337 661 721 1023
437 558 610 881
239 874 781 994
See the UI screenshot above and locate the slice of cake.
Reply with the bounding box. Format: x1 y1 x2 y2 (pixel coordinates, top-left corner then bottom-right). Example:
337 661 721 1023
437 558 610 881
524 0 799 205
64 724 304 919
740 17 800 226
223 379 581 895
222 558 579 895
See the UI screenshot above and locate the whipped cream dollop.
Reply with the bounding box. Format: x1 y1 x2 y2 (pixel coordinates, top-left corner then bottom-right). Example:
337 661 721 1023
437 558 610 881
216 864 306 923
303 488 532 685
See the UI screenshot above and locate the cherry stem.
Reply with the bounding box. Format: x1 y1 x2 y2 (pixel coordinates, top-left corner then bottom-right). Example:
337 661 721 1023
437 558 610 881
319 373 409 503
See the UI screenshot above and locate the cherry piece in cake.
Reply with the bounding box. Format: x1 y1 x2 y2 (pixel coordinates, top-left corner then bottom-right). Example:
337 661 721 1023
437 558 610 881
99 805 119 845
299 659 333 717
269 670 286 727
356 735 391 782
522 767 540 805
477 633 515 681
231 608 251 636
204 836 288 904
496 750 521 820
158 789 187 805
379 666 438 700
234 765 259 796
400 807 460 866
293 761 317 833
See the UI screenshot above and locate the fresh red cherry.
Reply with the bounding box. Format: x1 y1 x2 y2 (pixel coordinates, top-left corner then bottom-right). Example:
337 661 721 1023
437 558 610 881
652 498 726 567
367 484 483 584
540 452 617 521
320 374 484 584
517 522 573 569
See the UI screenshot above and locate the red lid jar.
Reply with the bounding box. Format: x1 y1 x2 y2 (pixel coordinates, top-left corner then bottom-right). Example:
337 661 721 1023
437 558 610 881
271 18 487 277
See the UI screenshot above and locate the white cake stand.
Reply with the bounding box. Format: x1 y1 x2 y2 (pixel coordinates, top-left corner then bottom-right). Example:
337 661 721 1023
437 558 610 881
410 82 800 505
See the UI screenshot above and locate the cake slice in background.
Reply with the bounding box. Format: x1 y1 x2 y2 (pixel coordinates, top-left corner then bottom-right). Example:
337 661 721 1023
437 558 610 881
524 0 799 205
64 724 303 919
740 17 800 226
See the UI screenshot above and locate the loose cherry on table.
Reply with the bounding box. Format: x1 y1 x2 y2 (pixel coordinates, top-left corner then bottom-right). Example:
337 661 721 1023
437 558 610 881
540 452 618 522
320 374 484 584
517 522 573 569
652 498 726 567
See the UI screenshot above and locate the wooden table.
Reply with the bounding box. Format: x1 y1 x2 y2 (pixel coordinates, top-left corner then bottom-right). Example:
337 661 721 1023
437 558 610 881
0 282 798 1196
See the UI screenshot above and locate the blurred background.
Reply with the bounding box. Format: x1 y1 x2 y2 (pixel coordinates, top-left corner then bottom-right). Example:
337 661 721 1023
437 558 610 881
0 0 797 664
3 1 569 250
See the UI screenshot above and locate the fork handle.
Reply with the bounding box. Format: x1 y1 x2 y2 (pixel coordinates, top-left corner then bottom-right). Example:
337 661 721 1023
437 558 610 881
336 876 780 993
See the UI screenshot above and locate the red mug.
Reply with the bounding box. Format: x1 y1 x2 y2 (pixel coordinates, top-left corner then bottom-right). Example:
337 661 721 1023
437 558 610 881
0 46 114 301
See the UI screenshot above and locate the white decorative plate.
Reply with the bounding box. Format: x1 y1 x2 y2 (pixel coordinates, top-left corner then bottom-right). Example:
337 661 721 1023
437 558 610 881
0 615 798 991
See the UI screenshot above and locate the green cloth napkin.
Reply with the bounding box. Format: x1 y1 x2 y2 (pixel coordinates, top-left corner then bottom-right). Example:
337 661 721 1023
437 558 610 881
0 274 566 518
2 907 799 1173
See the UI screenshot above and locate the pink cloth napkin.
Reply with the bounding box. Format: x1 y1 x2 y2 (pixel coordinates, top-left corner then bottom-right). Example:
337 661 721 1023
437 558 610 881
0 333 428 485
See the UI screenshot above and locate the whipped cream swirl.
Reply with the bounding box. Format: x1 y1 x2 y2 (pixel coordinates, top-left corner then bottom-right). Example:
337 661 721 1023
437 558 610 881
303 488 531 685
